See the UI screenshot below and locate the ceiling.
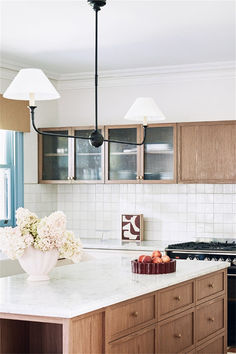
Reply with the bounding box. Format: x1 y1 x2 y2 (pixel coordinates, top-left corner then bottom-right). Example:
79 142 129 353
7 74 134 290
0 0 235 74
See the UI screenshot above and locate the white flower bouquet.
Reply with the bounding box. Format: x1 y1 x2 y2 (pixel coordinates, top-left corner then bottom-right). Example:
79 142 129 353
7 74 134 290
0 208 82 263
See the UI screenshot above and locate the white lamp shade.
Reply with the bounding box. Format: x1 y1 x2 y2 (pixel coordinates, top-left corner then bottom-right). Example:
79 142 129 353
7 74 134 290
3 68 60 101
124 97 166 123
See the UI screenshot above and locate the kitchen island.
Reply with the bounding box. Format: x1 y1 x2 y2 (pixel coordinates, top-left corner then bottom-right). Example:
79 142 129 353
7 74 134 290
0 254 229 354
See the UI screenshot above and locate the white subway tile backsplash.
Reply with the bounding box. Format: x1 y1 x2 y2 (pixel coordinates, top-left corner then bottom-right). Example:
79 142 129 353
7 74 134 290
24 183 236 242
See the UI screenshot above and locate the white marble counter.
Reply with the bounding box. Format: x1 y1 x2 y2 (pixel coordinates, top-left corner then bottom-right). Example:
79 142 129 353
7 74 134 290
0 254 229 319
81 238 169 252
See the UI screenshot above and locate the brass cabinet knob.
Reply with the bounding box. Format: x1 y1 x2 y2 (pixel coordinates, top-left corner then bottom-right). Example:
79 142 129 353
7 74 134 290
208 317 215 322
67 176 71 180
175 334 182 338
175 296 181 301
208 283 214 288
132 311 138 317
140 176 144 180
136 176 140 180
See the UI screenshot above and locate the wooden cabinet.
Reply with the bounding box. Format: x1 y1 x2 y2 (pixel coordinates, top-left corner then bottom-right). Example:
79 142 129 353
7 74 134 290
106 294 156 341
107 325 156 354
157 309 194 353
0 269 227 354
178 121 236 183
196 332 226 354
157 280 194 320
38 127 104 183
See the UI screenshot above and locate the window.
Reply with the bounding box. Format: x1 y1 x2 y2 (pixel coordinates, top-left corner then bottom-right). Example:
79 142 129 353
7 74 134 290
0 130 24 227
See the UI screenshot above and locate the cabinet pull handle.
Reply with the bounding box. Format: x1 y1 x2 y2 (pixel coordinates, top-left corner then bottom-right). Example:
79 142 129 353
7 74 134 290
175 296 181 301
67 176 71 180
136 176 140 180
208 317 214 322
140 176 143 180
175 334 182 338
208 283 214 288
132 311 138 317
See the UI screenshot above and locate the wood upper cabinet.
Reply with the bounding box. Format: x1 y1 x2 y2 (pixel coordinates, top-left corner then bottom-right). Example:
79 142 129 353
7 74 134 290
178 121 236 183
105 123 177 183
38 126 104 183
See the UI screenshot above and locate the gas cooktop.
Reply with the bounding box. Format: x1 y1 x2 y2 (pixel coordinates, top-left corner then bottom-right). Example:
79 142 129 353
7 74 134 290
166 240 236 252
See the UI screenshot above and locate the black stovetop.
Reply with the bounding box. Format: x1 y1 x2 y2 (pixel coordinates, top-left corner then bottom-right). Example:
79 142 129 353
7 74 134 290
166 241 236 251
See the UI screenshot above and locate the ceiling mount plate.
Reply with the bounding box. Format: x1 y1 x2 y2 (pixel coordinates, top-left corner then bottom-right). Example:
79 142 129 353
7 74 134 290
88 0 106 11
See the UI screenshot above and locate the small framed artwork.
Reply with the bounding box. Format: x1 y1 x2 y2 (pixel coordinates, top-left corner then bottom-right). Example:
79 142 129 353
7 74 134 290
121 214 144 241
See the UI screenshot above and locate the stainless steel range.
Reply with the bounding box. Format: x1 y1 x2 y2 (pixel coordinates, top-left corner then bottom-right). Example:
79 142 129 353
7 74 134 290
165 239 236 347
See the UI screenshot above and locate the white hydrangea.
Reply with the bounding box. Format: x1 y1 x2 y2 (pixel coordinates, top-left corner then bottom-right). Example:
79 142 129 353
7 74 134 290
0 208 83 262
0 226 32 260
59 231 83 263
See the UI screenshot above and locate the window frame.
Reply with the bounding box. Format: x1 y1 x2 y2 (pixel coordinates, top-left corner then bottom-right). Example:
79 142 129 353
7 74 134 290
0 131 24 227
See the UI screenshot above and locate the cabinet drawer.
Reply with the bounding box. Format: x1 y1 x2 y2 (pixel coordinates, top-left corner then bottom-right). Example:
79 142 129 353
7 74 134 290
196 271 224 302
158 310 194 354
158 281 194 319
106 294 155 340
196 332 226 353
196 296 225 343
107 325 156 354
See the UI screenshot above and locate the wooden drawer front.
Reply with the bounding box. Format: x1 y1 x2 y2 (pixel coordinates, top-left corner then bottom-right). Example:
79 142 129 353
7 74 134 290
158 311 194 354
196 333 226 354
158 281 194 319
106 295 155 339
196 271 224 302
196 297 225 343
108 325 155 354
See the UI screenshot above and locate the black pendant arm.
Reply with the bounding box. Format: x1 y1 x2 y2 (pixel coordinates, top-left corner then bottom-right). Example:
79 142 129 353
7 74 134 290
29 106 91 141
104 125 147 146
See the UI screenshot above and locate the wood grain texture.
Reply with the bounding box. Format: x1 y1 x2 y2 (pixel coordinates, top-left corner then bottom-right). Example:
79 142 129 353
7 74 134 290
196 296 225 343
178 121 236 183
196 331 226 354
0 94 30 132
29 322 62 353
107 324 156 354
66 312 104 354
106 294 156 341
0 319 29 353
157 308 195 354
196 270 225 304
157 280 194 320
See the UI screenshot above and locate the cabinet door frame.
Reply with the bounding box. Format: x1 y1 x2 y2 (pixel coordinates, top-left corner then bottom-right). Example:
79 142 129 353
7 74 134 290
178 120 236 183
139 123 177 184
38 126 73 184
104 124 142 184
71 125 105 184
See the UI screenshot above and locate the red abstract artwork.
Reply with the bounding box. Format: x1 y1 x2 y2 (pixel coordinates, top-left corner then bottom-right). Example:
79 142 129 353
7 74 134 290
121 214 143 241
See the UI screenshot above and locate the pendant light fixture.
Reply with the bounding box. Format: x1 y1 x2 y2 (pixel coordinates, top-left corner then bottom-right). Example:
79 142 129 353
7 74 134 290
3 0 165 147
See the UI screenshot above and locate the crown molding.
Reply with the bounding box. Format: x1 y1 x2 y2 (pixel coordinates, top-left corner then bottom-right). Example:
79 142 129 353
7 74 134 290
56 61 236 90
1 59 235 91
0 59 59 80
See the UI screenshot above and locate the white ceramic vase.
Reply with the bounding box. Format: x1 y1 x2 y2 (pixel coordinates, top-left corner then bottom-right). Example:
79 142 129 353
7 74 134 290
18 246 59 281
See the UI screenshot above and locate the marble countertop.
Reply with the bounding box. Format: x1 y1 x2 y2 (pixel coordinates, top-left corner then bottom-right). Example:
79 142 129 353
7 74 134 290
80 238 170 252
0 253 229 319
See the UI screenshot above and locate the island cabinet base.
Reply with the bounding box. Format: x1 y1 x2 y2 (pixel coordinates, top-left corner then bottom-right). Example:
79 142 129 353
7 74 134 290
0 269 227 354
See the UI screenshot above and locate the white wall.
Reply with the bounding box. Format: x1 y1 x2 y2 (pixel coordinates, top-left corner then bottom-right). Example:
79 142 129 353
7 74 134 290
57 76 235 126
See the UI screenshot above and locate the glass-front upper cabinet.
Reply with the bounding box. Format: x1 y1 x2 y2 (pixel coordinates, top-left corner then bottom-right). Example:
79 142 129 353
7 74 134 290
105 126 140 182
74 128 103 182
141 124 177 183
39 127 104 183
39 128 71 182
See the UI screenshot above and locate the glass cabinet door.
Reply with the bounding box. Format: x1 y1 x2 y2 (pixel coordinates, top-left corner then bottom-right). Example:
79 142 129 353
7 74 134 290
41 130 69 181
143 125 176 182
74 129 103 181
107 127 138 181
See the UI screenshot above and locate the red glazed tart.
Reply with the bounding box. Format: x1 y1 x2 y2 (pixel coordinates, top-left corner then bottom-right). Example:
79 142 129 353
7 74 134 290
131 259 176 274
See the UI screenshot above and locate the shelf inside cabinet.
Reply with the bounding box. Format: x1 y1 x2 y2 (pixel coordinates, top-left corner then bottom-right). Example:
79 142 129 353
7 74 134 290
44 153 68 157
145 150 173 155
110 152 137 156
76 153 101 156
